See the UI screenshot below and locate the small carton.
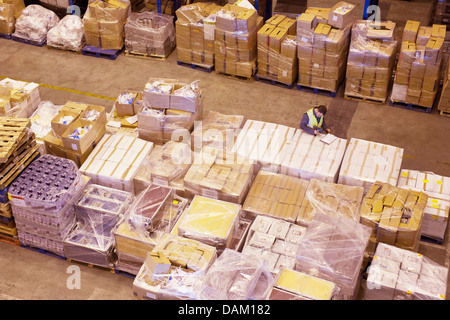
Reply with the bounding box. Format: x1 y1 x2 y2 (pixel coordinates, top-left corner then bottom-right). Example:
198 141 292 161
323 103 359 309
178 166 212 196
328 1 355 29
257 24 275 49
145 251 171 275
51 109 80 137
305 7 330 25
269 27 288 53
278 17 296 35
416 27 432 46
297 13 316 32
61 119 105 155
403 20 420 42
425 37 444 64
281 36 297 58
266 14 286 27
431 24 446 39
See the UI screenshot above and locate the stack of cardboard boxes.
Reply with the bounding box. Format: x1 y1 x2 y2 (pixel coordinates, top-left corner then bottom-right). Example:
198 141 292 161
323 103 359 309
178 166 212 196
296 2 355 92
0 0 24 34
257 14 297 85
124 11 175 58
345 20 397 103
438 58 450 115
0 78 40 118
83 0 130 50
44 102 107 167
391 21 446 108
175 3 222 69
214 3 261 78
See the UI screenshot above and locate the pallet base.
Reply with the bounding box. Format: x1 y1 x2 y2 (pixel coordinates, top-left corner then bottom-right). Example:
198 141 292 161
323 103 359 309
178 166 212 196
81 45 123 60
389 99 432 113
216 71 254 82
125 50 169 61
12 35 46 47
114 267 136 279
20 244 66 260
344 93 386 105
255 74 295 89
177 60 214 73
421 235 444 245
297 84 337 97
47 44 83 53
0 232 19 246
439 110 450 118
0 33 11 40
66 258 115 273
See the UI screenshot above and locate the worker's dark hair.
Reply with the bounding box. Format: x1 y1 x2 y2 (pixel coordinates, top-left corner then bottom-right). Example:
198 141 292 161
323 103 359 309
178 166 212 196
316 105 328 115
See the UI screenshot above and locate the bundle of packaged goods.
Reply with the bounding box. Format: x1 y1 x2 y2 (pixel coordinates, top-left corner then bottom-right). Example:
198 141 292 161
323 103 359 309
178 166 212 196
138 79 203 145
114 184 189 275
296 2 355 93
83 0 130 50
345 20 397 103
437 53 450 115
241 215 307 274
360 181 428 253
391 21 446 109
214 3 260 78
195 248 273 300
0 78 41 118
143 0 177 15
232 119 296 172
191 110 244 152
29 101 62 141
8 155 90 257
242 171 309 223
133 141 192 196
133 233 217 300
0 118 40 240
62 184 133 268
183 146 254 204
397 169 450 243
278 129 347 183
175 3 222 69
124 11 175 58
80 133 153 194
297 178 364 227
338 138 404 194
44 102 107 167
12 4 59 43
0 0 25 35
172 195 251 254
295 213 371 300
257 14 297 85
363 243 448 300
47 15 85 52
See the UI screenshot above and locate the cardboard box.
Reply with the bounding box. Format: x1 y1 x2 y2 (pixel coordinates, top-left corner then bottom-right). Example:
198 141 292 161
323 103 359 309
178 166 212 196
278 17 296 36
297 13 316 32
266 14 286 26
61 118 105 155
417 27 432 46
431 24 446 39
425 37 444 64
403 20 420 42
328 1 355 29
51 109 80 137
269 27 287 53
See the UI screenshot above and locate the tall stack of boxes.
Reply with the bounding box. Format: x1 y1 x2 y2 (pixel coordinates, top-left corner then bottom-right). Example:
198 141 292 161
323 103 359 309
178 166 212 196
0 0 25 34
175 3 221 69
437 56 450 115
83 0 130 50
345 20 397 103
391 21 446 108
214 4 260 78
296 2 355 92
257 14 297 85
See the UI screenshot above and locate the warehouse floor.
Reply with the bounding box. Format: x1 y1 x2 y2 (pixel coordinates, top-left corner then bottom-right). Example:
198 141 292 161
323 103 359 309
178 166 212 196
0 38 450 300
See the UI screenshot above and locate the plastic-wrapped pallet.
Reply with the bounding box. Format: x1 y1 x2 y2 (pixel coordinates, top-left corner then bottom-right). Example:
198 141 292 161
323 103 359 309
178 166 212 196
242 171 309 223
0 78 41 118
195 248 273 300
242 215 307 274
345 20 397 103
360 181 428 253
391 21 445 109
8 155 89 257
295 213 371 300
47 15 85 52
133 141 193 196
183 146 254 204
364 243 448 300
124 11 175 58
0 0 25 34
438 59 450 115
190 110 244 152
297 178 364 227
133 233 217 300
397 169 450 243
114 184 189 275
12 4 59 43
338 138 404 194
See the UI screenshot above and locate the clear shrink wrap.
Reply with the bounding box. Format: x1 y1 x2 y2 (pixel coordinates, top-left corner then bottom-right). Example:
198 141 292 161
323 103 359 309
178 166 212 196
12 4 59 42
295 213 371 299
29 101 62 139
124 11 175 57
0 77 41 118
47 14 85 52
364 243 448 300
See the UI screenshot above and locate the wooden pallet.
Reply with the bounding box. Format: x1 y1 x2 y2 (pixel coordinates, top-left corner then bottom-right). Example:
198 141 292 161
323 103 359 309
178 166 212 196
0 232 19 246
0 202 12 218
389 99 432 113
344 93 386 105
216 71 254 82
81 45 123 60
66 258 116 273
177 60 214 73
19 244 66 260
439 109 450 118
12 35 46 47
0 144 40 189
0 220 17 237
0 33 11 40
47 43 83 53
125 50 169 61
297 83 338 98
0 118 31 163
255 74 296 89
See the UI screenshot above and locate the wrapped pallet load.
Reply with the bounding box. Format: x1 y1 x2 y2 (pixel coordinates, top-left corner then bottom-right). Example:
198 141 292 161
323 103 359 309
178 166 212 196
438 60 450 116
47 14 85 52
345 20 397 103
391 21 445 110
12 4 59 44
124 11 175 58
83 0 131 50
0 0 25 35
296 2 355 93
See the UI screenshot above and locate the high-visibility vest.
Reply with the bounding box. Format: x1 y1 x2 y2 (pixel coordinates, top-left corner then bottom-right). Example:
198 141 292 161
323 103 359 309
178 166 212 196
306 108 323 128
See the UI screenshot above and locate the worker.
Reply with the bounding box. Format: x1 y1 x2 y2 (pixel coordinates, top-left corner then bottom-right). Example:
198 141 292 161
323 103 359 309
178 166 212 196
299 105 331 136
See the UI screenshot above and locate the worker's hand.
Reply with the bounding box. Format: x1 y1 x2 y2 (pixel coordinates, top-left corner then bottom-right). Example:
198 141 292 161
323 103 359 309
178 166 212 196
314 130 319 135
326 128 331 133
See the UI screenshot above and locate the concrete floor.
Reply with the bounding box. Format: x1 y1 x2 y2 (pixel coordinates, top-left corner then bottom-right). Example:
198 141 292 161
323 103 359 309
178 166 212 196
0 38 450 300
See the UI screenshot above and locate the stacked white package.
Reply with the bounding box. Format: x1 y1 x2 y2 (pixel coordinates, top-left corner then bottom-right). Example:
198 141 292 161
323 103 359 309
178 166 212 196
279 130 347 183
338 138 404 194
397 169 450 243
0 78 41 117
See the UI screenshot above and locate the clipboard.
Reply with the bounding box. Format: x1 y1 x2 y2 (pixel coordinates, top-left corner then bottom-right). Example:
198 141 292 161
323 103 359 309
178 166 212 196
320 133 338 145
